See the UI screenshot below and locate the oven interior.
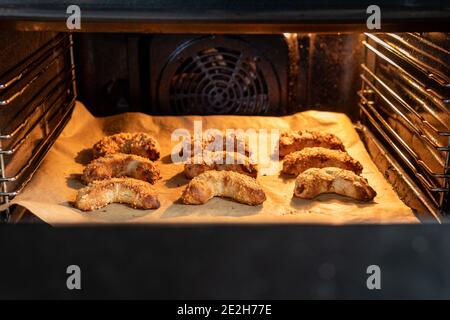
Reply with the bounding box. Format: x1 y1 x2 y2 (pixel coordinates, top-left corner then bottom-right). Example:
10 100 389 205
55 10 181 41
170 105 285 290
0 28 449 222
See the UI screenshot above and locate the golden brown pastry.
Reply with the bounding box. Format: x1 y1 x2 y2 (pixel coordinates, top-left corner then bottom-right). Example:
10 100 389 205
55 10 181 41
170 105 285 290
75 177 160 211
278 130 345 157
282 147 363 176
294 167 376 201
184 151 258 179
82 153 161 184
181 171 266 205
93 132 160 160
179 132 252 158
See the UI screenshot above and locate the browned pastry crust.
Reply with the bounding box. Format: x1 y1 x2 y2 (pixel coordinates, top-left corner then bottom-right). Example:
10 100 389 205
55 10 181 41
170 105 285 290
75 177 160 211
184 151 258 179
181 171 266 206
82 153 161 184
179 132 252 158
294 167 376 201
282 147 363 176
278 130 345 157
93 132 160 160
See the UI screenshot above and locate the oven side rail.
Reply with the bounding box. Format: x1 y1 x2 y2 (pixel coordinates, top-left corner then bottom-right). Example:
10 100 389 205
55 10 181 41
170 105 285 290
0 32 77 222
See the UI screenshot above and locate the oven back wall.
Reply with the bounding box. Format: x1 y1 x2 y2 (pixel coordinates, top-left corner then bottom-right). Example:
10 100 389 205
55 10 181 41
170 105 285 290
74 33 363 118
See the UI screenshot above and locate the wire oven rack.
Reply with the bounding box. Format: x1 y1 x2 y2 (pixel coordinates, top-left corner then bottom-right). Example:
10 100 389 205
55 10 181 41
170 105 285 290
359 32 450 216
0 33 77 221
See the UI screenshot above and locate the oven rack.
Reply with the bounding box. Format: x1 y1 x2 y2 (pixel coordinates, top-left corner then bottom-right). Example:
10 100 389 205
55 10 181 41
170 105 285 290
359 101 448 213
360 64 449 148
357 123 443 220
359 99 447 195
360 32 449 214
358 84 449 179
0 96 75 198
0 33 76 210
363 34 449 137
0 82 75 182
365 33 450 88
0 34 71 105
0 69 75 154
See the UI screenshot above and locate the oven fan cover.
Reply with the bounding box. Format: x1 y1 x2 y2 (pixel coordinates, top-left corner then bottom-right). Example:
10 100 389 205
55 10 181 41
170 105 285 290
151 35 286 115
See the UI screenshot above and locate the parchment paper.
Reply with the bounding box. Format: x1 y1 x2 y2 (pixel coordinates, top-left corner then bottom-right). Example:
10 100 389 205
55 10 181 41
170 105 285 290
1 102 418 225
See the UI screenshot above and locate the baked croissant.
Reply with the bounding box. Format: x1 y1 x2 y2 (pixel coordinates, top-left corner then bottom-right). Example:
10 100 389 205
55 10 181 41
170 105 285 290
184 151 258 179
181 170 266 205
179 131 252 158
282 147 363 176
93 132 160 160
294 167 376 201
75 177 160 211
278 130 345 157
82 153 161 184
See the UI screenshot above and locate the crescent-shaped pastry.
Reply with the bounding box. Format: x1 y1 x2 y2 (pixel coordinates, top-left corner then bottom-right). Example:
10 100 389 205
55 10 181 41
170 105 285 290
93 132 160 160
75 177 160 211
282 147 363 176
294 167 376 201
82 153 161 184
179 131 252 158
181 171 266 206
184 151 258 179
279 130 345 158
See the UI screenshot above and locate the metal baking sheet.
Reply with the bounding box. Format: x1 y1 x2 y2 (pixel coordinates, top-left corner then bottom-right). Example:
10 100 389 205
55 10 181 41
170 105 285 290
0 101 418 225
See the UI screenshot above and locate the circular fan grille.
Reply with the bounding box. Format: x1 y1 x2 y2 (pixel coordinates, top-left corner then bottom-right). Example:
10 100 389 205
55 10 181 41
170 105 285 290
166 45 271 114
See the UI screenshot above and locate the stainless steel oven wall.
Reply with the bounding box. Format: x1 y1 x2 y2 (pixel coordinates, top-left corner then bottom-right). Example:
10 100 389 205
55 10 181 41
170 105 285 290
294 33 364 119
74 33 134 116
0 31 76 216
